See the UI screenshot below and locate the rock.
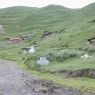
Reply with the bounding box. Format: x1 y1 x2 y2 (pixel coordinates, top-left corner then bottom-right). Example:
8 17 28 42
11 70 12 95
88 70 95 78
33 87 48 93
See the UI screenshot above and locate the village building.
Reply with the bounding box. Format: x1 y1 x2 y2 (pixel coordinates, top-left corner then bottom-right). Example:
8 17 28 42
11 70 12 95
20 34 32 40
9 37 23 44
22 46 35 53
87 37 95 44
41 31 57 39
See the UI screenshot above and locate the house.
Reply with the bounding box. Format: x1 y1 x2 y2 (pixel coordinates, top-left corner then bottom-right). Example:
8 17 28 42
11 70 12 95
87 37 95 43
9 37 23 44
41 31 55 39
37 57 49 65
22 46 35 53
41 31 58 39
20 34 32 40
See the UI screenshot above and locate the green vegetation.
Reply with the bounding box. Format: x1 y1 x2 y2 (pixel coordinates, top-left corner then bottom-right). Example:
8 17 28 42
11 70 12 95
0 2 95 92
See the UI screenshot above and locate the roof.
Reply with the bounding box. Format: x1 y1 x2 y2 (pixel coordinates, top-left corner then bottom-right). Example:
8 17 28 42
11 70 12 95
22 46 34 50
87 37 95 41
20 34 32 38
9 38 21 40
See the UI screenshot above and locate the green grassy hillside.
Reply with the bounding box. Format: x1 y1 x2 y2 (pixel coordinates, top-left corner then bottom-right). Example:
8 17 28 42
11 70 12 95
0 3 95 49
0 2 95 92
0 5 77 37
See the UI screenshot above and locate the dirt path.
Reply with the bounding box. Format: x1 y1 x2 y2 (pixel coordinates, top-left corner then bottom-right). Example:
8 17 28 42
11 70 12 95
0 60 94 95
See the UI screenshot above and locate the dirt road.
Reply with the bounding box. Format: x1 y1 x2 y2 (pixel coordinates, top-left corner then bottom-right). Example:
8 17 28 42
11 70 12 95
0 60 94 95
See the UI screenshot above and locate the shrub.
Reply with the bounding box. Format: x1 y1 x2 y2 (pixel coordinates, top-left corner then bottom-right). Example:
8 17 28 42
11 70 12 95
24 53 41 69
44 49 83 62
84 45 95 55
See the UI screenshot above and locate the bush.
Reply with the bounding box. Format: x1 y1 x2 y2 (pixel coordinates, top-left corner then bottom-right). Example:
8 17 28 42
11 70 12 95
24 49 83 68
24 53 41 69
84 45 95 55
44 49 83 62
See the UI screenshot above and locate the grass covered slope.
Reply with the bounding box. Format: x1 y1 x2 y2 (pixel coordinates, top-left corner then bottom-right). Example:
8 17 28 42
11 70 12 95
0 5 77 37
0 2 95 92
0 3 95 49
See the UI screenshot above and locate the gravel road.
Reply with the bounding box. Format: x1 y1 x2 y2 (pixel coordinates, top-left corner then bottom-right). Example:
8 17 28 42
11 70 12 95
0 60 95 95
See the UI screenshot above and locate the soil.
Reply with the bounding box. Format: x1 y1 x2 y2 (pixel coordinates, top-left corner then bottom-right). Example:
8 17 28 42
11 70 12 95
0 60 95 95
55 69 95 78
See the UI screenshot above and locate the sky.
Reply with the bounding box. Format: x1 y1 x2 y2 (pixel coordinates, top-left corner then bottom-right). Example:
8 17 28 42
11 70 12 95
0 0 95 9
